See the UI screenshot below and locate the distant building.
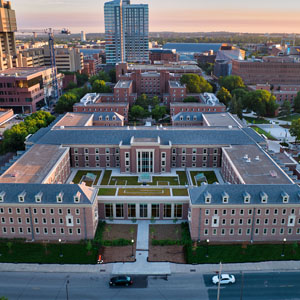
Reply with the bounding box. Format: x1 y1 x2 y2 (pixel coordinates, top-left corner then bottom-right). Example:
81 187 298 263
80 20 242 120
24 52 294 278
81 31 86 42
104 0 149 64
149 49 179 64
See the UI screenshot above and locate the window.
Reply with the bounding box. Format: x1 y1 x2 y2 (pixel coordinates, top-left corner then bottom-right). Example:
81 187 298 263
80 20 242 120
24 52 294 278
257 209 261 215
264 219 269 225
205 209 210 215
282 209 287 215
221 229 226 235
203 149 207 154
239 219 243 225
229 229 234 235
222 209 227 215
42 209 46 215
116 204 124 218
182 148 186 154
69 228 73 235
247 219 252 225
174 204 183 218
222 219 226 225
84 148 89 154
77 228 81 235
255 228 259 235
76 218 80 225
164 204 172 218
248 209 252 215
59 218 63 224
231 209 236 215
204 229 209 235
273 218 277 225
61 228 64 234
256 219 260 225
230 219 235 225
151 204 160 218
58 209 63 215
16 208 21 214
75 209 80 215
105 204 113 218
192 148 197 154
274 209 278 215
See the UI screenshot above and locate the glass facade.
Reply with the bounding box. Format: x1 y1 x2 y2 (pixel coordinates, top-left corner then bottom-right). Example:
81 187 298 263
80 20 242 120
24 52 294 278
137 151 154 173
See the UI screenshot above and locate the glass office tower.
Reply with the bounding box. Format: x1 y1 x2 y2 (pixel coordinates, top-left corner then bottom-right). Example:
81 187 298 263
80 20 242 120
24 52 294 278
104 0 149 64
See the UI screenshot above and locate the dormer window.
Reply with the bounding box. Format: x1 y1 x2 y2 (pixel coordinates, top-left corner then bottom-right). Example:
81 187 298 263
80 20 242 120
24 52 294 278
187 116 190 121
204 191 211 204
18 191 26 203
222 192 229 204
35 192 43 203
106 115 109 121
281 192 289 203
74 192 81 203
99 116 102 121
260 192 268 203
180 116 183 121
112 116 116 121
57 192 64 203
243 192 251 203
193 116 197 121
0 191 5 202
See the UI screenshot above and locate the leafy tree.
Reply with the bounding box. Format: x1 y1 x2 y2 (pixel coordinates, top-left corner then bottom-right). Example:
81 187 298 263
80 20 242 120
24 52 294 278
55 93 78 114
183 96 198 103
236 98 243 120
219 75 245 92
151 96 160 107
217 87 232 106
281 100 291 116
135 94 149 110
109 69 116 83
229 95 238 114
130 105 145 120
290 118 300 143
0 297 8 300
90 71 111 84
76 72 89 87
180 74 213 93
65 81 77 90
92 80 111 93
294 91 300 113
152 105 167 121
231 88 249 109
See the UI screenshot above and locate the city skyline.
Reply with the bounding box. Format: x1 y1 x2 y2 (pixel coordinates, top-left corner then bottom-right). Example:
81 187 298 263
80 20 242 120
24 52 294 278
12 0 300 34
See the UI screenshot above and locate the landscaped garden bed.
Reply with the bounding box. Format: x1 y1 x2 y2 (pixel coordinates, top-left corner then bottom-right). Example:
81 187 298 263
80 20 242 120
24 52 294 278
172 189 189 196
190 171 218 186
118 188 171 196
98 188 117 196
176 171 188 185
72 170 102 186
251 126 277 141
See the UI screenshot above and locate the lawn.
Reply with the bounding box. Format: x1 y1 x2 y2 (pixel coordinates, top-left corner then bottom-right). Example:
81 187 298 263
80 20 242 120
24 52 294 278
72 170 102 186
149 176 179 186
190 171 218 186
0 241 98 264
186 243 300 264
98 188 117 196
278 114 300 121
172 189 189 196
118 188 171 196
251 126 277 141
176 171 188 185
109 176 141 186
244 117 270 124
101 170 112 185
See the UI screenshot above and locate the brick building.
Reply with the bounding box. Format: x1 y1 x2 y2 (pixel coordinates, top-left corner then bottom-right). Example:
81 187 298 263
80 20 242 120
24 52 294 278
149 49 179 64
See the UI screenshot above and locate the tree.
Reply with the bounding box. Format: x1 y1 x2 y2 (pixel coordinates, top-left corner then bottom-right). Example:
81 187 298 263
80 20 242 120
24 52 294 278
229 94 238 114
236 98 243 120
294 91 300 113
0 297 8 300
290 118 300 143
231 88 249 109
76 72 89 87
135 94 149 110
151 96 160 107
92 80 111 93
183 96 198 103
152 105 167 122
86 240 93 255
109 69 116 83
217 87 232 106
89 71 110 84
281 100 291 116
180 74 213 93
55 93 78 114
130 105 145 120
219 75 245 92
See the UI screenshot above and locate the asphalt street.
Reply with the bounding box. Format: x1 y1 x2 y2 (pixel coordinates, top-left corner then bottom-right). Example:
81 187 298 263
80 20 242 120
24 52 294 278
0 271 300 300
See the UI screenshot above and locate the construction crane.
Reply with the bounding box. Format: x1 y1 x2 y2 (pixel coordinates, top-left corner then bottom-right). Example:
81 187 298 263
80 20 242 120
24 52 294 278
18 28 71 101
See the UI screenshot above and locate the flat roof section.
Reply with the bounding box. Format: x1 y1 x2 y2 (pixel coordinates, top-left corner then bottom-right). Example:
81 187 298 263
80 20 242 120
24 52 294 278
203 113 243 127
0 67 49 78
223 145 292 185
55 113 93 128
169 81 185 88
115 80 132 89
0 144 69 184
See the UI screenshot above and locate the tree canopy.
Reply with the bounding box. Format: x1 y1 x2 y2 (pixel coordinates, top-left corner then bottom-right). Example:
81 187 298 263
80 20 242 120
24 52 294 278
290 118 300 143
217 87 232 107
152 105 167 121
180 74 213 93
183 96 198 103
130 105 146 120
219 75 245 92
92 80 111 93
294 91 300 113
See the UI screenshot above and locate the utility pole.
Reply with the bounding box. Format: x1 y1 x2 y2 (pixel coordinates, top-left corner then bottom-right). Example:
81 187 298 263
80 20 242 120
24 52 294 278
217 262 222 300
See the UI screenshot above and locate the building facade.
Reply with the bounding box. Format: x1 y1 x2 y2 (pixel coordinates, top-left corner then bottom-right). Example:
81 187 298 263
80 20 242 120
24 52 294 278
104 0 149 64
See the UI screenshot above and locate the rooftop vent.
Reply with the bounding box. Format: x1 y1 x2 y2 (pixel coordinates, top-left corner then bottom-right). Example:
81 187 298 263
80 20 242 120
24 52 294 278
244 154 248 160
270 170 278 177
246 158 251 163
60 126 64 129
255 156 260 161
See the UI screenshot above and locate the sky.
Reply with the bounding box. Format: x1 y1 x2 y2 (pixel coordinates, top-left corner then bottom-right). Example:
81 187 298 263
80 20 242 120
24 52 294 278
11 0 300 34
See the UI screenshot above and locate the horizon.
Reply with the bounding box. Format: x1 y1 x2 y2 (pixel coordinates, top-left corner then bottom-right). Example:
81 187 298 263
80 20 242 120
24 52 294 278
11 0 300 34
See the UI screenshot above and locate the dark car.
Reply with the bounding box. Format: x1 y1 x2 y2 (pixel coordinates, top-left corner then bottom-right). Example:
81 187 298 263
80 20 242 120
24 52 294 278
109 276 133 287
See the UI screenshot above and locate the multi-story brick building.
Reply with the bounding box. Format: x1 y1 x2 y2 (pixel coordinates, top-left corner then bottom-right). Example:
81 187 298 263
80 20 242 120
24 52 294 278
149 49 179 64
232 56 300 85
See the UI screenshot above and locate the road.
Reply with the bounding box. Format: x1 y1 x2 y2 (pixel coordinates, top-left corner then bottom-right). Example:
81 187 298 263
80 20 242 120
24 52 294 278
0 271 300 300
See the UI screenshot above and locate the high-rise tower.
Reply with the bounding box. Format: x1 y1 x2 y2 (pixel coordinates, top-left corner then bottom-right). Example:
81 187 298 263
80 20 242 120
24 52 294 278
104 0 149 65
0 0 17 70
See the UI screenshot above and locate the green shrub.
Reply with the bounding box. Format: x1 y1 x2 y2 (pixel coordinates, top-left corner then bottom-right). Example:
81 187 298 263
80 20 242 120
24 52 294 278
103 238 131 247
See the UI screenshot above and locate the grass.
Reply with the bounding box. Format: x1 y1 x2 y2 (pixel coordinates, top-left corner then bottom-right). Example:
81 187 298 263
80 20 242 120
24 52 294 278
244 116 270 124
118 188 171 196
278 113 300 121
186 243 300 264
172 189 189 196
176 171 188 185
190 171 218 186
98 188 117 196
149 177 179 186
101 170 112 185
251 126 277 141
109 176 141 186
72 170 102 186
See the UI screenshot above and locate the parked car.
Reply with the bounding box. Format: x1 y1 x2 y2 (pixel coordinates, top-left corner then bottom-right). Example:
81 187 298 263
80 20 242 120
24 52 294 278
109 276 133 287
212 274 235 285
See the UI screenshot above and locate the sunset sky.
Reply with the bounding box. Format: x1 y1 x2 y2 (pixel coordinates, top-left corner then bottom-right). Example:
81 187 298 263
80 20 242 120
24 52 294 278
12 0 300 34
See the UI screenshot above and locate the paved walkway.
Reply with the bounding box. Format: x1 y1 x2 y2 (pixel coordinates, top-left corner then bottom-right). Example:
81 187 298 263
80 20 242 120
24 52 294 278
136 221 150 250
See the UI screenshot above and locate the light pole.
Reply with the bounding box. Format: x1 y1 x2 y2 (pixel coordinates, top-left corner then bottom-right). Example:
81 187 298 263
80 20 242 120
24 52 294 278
281 238 287 257
206 239 209 258
59 239 63 258
66 279 69 300
131 239 135 258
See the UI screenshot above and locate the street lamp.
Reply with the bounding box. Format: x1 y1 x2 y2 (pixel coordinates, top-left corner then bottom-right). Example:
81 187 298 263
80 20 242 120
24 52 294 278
281 238 287 257
131 239 135 258
66 280 69 300
206 239 209 258
59 239 63 258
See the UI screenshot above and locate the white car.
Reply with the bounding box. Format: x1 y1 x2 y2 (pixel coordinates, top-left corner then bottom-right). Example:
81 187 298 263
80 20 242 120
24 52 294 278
212 274 235 285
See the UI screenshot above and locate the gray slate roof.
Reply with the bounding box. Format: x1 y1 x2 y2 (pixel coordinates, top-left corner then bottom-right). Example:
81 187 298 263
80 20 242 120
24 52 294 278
0 183 95 205
28 127 264 146
172 112 203 122
189 184 300 206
